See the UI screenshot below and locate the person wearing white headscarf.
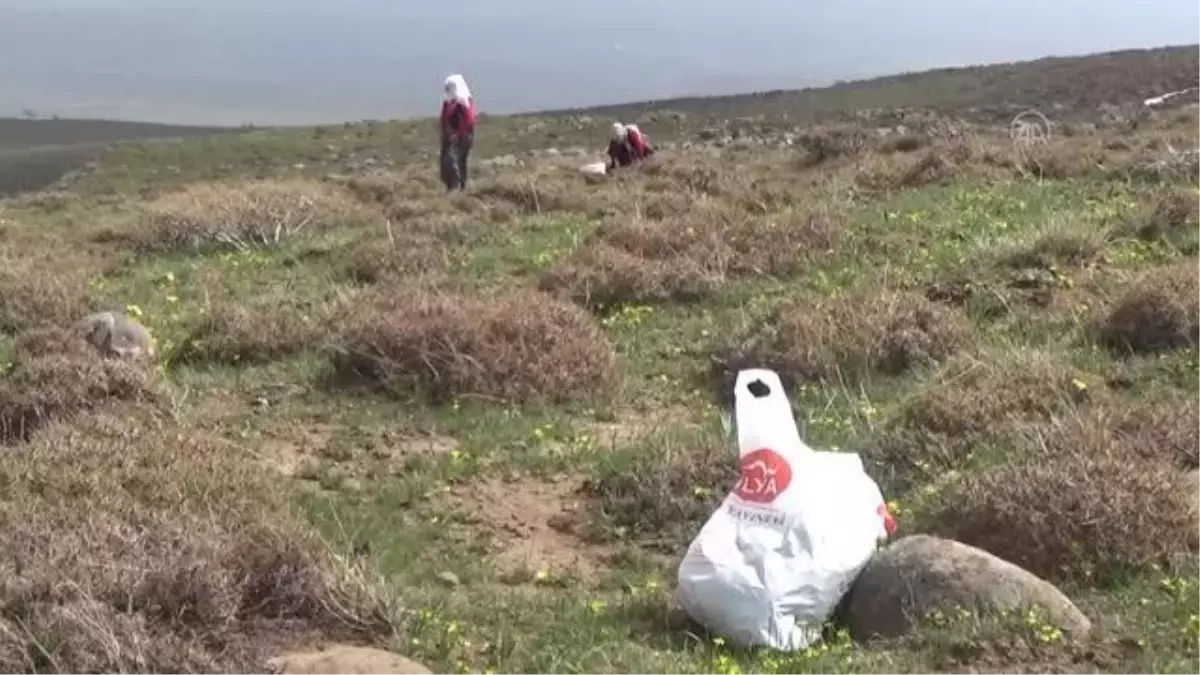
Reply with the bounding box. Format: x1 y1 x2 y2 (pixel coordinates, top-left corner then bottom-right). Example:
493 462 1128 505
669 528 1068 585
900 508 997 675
439 73 477 191
606 120 655 171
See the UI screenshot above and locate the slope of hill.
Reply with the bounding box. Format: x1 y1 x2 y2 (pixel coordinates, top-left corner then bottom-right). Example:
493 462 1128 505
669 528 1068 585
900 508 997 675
0 45 1197 673
0 118 234 196
539 44 1200 121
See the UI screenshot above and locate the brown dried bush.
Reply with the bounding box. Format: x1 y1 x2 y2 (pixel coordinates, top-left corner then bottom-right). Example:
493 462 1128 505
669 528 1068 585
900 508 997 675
863 350 1092 488
922 448 1194 584
1116 186 1200 247
580 432 734 555
0 414 397 672
174 296 328 365
0 256 88 333
130 179 378 253
1095 259 1199 353
342 235 457 284
878 133 932 153
330 288 617 404
0 328 156 443
996 219 1110 270
796 126 872 166
1035 394 1199 469
722 290 974 383
538 243 723 310
539 208 838 310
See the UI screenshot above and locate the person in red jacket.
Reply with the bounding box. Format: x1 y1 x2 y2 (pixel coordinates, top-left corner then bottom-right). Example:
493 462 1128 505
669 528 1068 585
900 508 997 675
607 122 655 171
440 74 477 191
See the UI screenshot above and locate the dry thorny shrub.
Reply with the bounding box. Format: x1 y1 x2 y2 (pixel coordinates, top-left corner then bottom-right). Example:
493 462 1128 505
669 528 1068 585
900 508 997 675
927 221 1115 318
329 288 618 404
1033 393 1199 470
1094 259 1199 354
129 179 378 253
861 350 1092 491
0 327 156 443
537 242 723 310
0 413 397 672
540 207 839 310
1114 185 1200 250
580 432 734 555
0 254 88 333
922 442 1194 584
174 294 332 365
717 290 974 387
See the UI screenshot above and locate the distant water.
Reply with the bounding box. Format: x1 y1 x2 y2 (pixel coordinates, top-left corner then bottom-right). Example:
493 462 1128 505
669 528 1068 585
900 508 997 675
1 0 1197 126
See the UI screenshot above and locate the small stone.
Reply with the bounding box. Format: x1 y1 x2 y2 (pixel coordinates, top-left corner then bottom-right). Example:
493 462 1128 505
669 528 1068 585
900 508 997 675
436 570 461 587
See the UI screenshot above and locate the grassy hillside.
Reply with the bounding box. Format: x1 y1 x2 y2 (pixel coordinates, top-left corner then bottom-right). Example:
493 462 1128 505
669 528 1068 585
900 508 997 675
0 45 1197 673
0 118 234 196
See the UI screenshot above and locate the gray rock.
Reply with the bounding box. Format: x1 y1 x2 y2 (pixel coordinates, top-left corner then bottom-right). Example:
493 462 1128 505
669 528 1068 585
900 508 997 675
268 646 431 675
845 534 1091 641
78 311 155 360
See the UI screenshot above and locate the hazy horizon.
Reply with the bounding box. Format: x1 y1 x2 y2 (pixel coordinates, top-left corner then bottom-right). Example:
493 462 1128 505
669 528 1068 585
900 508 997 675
1 0 1197 126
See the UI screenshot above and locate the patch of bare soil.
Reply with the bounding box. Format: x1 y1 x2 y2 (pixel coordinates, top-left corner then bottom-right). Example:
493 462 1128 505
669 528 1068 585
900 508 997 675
448 475 612 579
574 405 701 451
258 421 459 478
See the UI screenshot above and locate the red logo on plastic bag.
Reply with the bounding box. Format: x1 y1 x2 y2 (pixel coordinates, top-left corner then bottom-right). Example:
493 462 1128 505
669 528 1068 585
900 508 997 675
877 503 897 537
734 449 792 503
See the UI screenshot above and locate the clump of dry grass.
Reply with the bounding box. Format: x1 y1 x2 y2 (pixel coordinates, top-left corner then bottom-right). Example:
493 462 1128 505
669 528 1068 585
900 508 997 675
538 243 723 310
0 255 88 333
796 126 872 166
130 179 378 253
174 295 330 365
342 235 457 284
0 413 397 672
1094 259 1199 353
922 447 1194 584
329 288 618 404
1035 394 1199 470
540 207 839 310
856 142 977 192
719 290 974 384
1116 186 1200 248
580 433 733 554
863 350 1092 488
995 219 1110 270
0 327 156 443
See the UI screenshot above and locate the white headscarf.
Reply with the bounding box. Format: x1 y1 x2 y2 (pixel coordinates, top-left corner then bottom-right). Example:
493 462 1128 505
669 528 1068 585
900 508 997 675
444 74 472 104
611 122 627 141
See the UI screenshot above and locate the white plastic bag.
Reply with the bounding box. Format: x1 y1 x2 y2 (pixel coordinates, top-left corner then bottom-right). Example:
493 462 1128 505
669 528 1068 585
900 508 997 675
676 368 895 651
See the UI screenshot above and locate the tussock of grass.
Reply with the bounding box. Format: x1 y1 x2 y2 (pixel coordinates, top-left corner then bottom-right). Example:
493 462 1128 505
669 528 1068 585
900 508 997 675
175 295 328 365
540 208 838 310
719 290 974 385
0 255 88 333
580 435 733 554
1037 395 1199 470
1116 186 1200 249
342 236 457 284
1095 259 1199 354
130 179 377 253
538 243 723 310
996 219 1110 270
863 350 1090 488
796 126 872 166
329 288 617 404
0 328 156 443
922 448 1193 584
0 413 397 672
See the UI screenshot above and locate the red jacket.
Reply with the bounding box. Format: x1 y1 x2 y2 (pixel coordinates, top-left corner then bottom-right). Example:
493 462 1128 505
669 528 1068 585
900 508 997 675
626 127 651 157
441 98 477 140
